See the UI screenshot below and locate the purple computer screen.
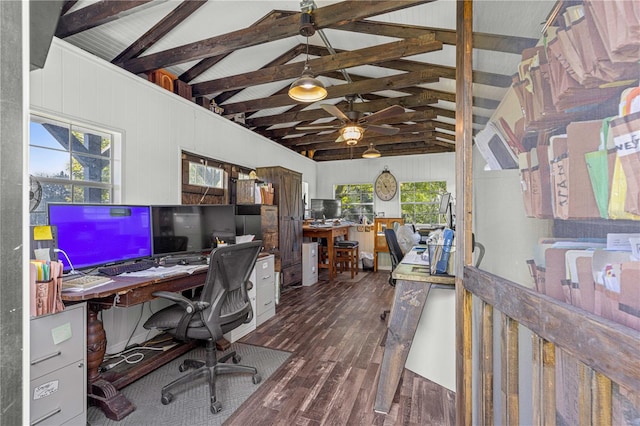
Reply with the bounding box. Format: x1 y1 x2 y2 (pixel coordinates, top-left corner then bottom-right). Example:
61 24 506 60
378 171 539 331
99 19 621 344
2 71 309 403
48 204 152 272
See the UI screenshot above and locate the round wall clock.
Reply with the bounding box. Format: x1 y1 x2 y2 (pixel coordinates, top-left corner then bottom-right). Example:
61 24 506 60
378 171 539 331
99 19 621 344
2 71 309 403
375 168 398 201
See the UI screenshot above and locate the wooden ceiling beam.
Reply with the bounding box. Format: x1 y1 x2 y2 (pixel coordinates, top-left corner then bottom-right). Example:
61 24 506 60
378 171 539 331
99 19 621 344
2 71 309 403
311 143 450 161
56 0 156 39
336 20 537 54
192 35 442 95
277 121 435 148
179 10 298 84
111 1 206 65
245 90 439 128
221 70 439 115
121 0 434 74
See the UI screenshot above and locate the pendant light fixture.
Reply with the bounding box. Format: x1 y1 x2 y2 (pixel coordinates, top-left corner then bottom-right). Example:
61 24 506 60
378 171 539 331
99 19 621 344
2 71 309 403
288 12 327 103
362 143 381 158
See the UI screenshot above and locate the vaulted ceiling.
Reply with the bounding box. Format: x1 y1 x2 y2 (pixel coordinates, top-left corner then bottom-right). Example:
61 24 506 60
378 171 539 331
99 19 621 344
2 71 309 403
50 0 555 161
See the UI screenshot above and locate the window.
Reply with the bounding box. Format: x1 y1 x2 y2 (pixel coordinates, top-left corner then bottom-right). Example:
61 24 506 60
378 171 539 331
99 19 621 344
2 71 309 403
400 181 447 225
334 184 374 222
188 161 226 189
29 114 117 225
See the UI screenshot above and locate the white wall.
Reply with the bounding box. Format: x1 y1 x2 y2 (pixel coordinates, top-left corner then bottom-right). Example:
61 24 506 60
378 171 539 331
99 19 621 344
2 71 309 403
317 152 456 218
29 39 319 352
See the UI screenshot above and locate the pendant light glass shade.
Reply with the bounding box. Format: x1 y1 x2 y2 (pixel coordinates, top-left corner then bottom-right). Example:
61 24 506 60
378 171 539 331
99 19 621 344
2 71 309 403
345 138 359 146
288 65 327 102
340 125 364 142
362 143 381 158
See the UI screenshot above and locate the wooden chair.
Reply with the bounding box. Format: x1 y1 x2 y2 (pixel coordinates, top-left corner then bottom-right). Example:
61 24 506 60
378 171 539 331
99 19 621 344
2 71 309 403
334 241 359 279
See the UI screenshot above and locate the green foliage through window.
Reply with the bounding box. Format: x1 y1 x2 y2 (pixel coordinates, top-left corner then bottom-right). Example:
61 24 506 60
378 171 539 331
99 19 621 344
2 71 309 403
334 184 374 222
400 181 447 225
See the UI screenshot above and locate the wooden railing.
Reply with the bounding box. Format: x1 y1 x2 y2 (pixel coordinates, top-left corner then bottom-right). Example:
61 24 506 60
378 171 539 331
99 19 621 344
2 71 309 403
462 266 640 425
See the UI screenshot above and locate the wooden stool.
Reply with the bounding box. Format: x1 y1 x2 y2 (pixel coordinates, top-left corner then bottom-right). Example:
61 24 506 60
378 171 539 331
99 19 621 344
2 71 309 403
334 242 359 279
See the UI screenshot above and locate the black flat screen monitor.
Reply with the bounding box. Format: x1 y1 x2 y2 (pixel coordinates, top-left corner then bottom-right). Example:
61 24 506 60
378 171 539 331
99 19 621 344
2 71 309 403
48 204 152 273
151 204 236 257
310 199 342 220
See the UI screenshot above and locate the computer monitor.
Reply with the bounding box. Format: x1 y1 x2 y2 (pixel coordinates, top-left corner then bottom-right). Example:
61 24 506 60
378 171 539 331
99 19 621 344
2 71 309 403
48 204 152 273
150 204 236 257
310 199 342 220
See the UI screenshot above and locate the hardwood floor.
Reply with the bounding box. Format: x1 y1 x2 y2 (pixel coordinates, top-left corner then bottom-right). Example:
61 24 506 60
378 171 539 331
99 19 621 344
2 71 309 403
225 269 456 425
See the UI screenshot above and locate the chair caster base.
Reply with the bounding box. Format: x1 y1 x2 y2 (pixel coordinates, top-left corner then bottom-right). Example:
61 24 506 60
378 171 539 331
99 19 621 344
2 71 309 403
210 400 222 413
161 392 173 405
252 373 262 384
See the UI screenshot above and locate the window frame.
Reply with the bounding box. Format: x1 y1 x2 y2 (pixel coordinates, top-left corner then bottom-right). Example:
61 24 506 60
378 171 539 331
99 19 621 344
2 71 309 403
333 183 375 223
399 180 448 226
28 112 121 225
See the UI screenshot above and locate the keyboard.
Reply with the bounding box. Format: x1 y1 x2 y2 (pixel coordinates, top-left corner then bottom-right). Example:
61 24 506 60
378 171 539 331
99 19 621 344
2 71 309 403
63 274 113 290
98 260 157 276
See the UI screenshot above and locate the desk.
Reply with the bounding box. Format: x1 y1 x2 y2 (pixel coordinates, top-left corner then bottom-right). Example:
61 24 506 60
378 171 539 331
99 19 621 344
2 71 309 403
374 246 455 414
62 267 208 420
302 224 350 281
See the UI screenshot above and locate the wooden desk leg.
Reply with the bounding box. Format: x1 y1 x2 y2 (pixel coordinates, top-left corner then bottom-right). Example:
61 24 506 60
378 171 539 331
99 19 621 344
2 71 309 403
327 241 335 281
374 280 432 414
86 303 136 420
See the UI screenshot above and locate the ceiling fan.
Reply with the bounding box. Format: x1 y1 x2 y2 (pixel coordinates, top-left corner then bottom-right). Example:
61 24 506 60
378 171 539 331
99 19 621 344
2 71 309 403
295 96 405 145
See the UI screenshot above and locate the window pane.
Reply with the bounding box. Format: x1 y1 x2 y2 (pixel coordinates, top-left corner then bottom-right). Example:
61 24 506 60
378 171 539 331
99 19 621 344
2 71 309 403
30 146 71 179
335 183 374 222
72 126 111 157
400 181 447 225
72 186 111 203
72 154 111 183
30 118 70 150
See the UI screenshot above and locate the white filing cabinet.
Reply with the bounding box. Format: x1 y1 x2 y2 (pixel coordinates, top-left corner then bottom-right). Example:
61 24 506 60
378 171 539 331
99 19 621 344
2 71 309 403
302 242 318 286
30 302 86 426
255 254 275 327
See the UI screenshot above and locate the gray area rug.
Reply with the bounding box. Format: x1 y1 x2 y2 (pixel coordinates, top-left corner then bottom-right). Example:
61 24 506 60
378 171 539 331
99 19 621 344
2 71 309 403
87 343 291 426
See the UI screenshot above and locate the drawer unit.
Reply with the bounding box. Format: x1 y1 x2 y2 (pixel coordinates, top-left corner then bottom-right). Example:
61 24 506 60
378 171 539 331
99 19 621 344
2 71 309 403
30 302 86 426
255 254 275 327
302 242 318 286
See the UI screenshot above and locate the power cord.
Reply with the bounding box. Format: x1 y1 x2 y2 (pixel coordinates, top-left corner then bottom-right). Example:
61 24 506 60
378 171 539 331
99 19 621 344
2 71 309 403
98 344 177 372
54 248 79 275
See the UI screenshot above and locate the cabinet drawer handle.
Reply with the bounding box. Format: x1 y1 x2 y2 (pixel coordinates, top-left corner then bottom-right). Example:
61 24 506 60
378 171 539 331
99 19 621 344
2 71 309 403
31 351 62 366
264 300 273 306
262 275 271 280
31 407 61 425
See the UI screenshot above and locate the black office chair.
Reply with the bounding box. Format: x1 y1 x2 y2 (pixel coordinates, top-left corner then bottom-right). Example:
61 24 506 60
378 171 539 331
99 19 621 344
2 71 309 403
381 228 404 320
143 241 263 414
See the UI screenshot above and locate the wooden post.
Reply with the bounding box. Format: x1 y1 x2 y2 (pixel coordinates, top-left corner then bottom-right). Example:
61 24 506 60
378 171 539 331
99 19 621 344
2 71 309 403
455 0 474 425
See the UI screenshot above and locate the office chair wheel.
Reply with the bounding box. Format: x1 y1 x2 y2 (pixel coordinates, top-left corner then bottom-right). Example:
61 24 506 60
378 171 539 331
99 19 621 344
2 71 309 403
178 363 188 372
232 354 241 364
380 311 387 321
210 401 222 414
161 392 174 405
252 373 262 384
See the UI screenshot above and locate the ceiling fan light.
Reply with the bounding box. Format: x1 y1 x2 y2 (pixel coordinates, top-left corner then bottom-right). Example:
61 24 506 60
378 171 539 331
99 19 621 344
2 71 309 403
362 143 381 158
288 69 327 102
345 138 359 146
340 125 363 141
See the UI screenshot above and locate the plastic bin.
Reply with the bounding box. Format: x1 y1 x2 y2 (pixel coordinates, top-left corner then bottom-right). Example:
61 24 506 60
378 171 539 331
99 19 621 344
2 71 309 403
361 252 374 271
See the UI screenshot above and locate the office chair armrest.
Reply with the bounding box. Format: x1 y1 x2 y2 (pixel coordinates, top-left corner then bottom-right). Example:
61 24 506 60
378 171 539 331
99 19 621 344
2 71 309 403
152 291 210 341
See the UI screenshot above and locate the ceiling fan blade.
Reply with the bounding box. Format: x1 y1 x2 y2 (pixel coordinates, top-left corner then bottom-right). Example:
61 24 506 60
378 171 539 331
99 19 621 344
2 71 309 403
359 105 405 124
295 125 340 131
366 124 399 135
321 104 350 122
335 135 345 143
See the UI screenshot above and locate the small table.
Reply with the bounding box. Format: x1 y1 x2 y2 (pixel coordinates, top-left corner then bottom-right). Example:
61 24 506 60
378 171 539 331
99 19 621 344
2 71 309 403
374 246 455 414
302 224 350 281
62 267 208 420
